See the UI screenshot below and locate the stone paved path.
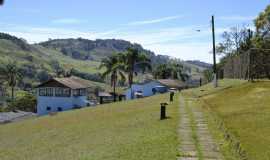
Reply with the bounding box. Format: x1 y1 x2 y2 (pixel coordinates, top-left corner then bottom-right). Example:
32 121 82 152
178 95 222 160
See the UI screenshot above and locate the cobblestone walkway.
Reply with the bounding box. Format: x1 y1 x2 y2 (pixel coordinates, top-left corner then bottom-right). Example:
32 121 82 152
178 95 222 160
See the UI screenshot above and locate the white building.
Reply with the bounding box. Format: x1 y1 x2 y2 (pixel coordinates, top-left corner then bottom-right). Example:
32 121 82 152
36 76 92 115
125 79 187 100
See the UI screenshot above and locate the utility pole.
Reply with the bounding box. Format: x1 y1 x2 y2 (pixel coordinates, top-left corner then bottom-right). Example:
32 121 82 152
211 15 218 88
0 0 4 5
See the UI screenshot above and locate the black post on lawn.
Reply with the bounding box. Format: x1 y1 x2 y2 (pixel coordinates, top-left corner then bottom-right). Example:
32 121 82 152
100 97 103 104
170 91 174 102
160 103 168 120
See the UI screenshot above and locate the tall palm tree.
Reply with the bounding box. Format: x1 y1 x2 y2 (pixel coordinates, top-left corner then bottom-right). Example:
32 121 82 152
122 47 151 87
0 62 23 101
120 47 151 99
99 54 125 102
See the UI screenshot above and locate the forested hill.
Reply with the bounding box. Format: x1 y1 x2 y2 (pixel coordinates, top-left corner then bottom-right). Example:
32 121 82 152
0 32 208 88
38 38 156 61
37 38 178 68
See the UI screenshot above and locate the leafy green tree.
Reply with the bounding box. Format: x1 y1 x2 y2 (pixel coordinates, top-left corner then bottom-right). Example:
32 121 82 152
99 54 126 102
254 5 270 49
0 62 23 101
255 5 270 37
153 63 189 81
50 60 65 77
153 64 172 79
203 69 213 83
171 63 189 81
8 91 37 112
37 70 51 82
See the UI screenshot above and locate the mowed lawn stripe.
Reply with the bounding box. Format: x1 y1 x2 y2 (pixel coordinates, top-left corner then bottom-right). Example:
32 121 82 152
201 81 270 160
0 93 179 160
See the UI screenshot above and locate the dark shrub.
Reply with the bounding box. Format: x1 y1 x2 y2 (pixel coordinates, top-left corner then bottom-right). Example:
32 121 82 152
8 92 37 112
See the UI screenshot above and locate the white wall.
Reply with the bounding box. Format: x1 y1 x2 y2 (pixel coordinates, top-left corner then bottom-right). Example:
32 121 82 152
37 88 88 115
125 81 166 100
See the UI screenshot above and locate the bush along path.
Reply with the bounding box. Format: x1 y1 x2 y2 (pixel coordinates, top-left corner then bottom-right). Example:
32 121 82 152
178 95 223 160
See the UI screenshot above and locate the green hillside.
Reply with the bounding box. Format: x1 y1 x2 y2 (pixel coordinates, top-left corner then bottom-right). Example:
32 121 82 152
183 79 270 160
0 93 179 160
0 32 207 90
0 33 107 91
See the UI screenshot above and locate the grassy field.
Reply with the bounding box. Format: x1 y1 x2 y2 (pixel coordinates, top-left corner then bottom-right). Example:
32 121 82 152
0 93 179 160
184 79 270 160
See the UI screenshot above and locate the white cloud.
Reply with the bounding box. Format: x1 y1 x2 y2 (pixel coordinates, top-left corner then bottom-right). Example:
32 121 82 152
218 16 255 21
52 18 87 24
145 42 213 63
127 15 184 26
21 9 41 14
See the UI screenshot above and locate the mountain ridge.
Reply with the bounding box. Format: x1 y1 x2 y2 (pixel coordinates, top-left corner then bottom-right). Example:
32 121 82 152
0 32 208 88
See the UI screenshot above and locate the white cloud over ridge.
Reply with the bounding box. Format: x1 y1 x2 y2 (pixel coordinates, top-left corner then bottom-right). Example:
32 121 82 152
127 15 184 26
0 22 229 63
52 18 87 24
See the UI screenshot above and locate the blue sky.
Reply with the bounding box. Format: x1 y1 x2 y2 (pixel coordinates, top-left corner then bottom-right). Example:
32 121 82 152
0 0 269 63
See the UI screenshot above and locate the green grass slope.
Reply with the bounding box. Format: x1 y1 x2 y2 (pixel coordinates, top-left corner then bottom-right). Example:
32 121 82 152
33 45 102 74
0 39 107 91
202 81 270 160
184 79 270 160
0 93 179 160
0 40 101 75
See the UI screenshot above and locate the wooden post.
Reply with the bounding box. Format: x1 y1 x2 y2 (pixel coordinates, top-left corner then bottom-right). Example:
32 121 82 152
170 92 174 102
212 15 218 87
100 97 103 104
160 103 168 120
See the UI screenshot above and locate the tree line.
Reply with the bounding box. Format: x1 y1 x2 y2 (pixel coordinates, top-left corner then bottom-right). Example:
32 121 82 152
99 47 189 101
211 5 270 80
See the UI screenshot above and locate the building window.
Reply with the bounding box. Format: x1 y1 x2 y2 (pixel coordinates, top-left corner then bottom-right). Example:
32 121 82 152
73 89 86 97
55 88 71 97
80 89 86 96
73 89 79 96
39 88 46 96
39 88 53 97
46 106 51 111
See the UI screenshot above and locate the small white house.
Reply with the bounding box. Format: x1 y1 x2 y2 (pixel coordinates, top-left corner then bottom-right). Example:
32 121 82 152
125 79 186 100
36 76 92 115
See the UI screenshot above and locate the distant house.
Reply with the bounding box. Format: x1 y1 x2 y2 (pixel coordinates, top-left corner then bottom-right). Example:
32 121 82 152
125 79 187 100
36 76 93 115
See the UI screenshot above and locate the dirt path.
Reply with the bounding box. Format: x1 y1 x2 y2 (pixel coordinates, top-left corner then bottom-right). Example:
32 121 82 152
178 95 222 160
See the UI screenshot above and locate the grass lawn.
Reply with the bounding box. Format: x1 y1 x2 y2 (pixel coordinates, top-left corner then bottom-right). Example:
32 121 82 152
184 79 270 160
0 93 179 160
